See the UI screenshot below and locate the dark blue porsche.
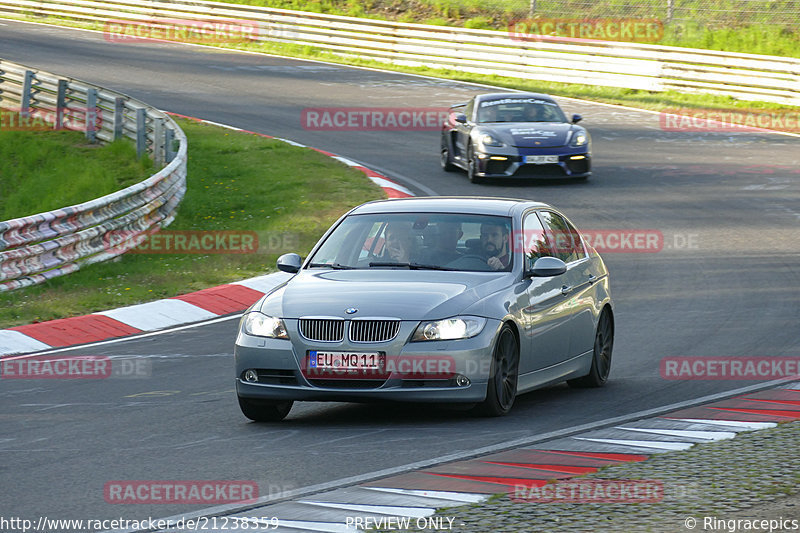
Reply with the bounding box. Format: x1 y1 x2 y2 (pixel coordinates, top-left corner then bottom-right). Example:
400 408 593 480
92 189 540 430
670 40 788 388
440 92 591 183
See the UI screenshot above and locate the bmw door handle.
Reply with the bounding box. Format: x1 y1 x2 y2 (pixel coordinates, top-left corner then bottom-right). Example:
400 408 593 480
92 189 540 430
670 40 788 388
588 274 597 284
561 285 573 296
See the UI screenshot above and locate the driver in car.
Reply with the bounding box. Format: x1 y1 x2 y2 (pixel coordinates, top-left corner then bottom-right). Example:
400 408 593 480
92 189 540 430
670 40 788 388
480 222 511 270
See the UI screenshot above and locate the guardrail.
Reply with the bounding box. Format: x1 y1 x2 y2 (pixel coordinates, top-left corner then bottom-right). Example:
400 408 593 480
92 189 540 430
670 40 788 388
0 0 798 105
0 58 187 291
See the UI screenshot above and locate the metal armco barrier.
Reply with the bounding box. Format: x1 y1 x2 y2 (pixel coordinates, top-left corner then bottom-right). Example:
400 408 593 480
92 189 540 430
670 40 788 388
0 0 798 105
0 58 187 291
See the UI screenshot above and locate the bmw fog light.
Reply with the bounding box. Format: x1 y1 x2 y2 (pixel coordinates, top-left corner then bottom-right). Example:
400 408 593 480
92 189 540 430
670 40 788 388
244 369 259 383
455 375 470 387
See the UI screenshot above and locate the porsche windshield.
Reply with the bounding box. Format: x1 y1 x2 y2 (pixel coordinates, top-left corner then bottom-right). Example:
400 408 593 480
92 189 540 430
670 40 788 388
307 213 514 272
476 98 567 123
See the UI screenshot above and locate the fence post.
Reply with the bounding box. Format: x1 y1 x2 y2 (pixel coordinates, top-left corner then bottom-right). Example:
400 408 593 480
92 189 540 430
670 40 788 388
136 107 147 158
667 0 674 23
113 97 125 140
85 88 97 143
55 79 67 130
165 127 175 163
153 116 165 165
21 70 34 118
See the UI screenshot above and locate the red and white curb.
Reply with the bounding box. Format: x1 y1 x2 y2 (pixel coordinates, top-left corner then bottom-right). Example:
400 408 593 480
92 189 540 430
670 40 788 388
0 272 292 356
140 383 800 532
0 115 415 357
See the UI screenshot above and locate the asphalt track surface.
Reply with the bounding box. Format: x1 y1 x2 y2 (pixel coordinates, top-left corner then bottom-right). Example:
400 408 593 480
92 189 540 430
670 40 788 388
1 20 799 524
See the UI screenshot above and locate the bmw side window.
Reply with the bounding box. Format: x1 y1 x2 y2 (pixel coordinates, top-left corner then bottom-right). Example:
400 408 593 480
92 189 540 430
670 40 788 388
538 211 585 263
522 212 552 263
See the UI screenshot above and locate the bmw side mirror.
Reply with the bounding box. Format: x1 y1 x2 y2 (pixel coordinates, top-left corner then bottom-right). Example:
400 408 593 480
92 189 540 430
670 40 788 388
527 256 567 277
571 114 583 124
454 113 467 124
277 253 302 274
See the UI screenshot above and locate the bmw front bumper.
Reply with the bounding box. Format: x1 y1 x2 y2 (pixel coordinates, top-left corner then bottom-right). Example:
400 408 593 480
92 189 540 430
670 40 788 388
234 318 503 403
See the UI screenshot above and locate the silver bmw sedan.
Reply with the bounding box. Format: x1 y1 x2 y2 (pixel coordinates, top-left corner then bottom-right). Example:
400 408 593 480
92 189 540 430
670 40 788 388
235 197 613 421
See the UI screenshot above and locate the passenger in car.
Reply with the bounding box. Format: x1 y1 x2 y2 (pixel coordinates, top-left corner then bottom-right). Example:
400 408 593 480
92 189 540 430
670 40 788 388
421 222 463 265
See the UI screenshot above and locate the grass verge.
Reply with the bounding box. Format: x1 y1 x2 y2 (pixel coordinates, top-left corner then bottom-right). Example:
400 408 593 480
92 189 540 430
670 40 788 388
0 118 384 328
0 123 153 220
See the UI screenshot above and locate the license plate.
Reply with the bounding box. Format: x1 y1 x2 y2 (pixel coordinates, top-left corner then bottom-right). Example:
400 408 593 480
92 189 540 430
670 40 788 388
524 155 559 164
308 351 383 371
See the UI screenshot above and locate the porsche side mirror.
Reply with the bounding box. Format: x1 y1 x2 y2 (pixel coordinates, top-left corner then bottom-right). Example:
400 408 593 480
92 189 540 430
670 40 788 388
527 256 567 277
571 114 583 124
277 253 302 273
454 113 467 124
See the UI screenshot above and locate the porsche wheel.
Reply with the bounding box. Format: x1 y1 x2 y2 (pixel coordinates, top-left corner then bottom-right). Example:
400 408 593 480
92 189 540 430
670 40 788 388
466 144 484 184
441 142 457 172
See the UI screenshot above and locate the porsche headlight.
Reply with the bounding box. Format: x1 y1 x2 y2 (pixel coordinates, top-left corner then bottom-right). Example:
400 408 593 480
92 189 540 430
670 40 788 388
411 316 487 341
480 134 505 148
570 132 588 147
242 312 289 339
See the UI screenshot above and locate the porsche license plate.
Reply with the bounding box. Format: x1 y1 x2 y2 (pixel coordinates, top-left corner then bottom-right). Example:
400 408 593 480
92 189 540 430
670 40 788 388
525 155 559 164
308 351 383 370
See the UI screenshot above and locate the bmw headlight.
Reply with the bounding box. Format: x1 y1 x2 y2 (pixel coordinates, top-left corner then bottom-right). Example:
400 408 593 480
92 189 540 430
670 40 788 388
411 316 487 341
242 312 289 339
570 131 588 147
480 134 505 148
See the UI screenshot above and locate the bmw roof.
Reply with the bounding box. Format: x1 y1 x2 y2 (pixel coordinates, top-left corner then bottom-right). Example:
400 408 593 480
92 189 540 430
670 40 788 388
351 196 551 216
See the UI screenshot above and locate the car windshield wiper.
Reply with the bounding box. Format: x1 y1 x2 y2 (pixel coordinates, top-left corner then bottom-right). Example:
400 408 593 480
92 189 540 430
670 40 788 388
307 262 356 270
369 261 458 271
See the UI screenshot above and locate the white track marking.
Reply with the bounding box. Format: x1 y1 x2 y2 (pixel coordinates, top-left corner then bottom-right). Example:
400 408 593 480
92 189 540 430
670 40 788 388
297 501 434 518
364 487 487 503
665 418 777 430
614 427 735 440
572 437 695 451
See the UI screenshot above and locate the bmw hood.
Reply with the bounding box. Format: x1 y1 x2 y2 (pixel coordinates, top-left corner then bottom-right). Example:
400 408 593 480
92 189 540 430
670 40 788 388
257 269 511 320
483 122 577 148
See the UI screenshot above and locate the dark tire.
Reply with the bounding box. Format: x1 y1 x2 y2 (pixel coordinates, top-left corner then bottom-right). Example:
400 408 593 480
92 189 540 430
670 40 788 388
441 142 457 172
466 144 484 184
474 324 519 416
238 396 293 422
568 308 613 388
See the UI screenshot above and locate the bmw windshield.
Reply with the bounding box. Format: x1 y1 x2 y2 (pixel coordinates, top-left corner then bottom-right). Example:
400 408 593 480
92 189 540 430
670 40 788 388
307 213 514 272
